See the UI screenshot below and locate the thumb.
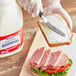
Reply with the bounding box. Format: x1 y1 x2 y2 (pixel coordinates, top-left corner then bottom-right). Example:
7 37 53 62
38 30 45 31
43 7 53 16
32 0 43 17
43 6 59 16
57 6 72 30
40 0 43 12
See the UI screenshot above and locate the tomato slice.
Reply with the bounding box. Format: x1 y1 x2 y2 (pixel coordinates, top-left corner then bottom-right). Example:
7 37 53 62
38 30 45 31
45 69 59 73
58 64 70 72
44 64 70 73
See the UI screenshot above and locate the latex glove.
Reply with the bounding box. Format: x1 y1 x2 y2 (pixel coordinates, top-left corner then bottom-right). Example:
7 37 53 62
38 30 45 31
43 0 72 30
17 0 43 17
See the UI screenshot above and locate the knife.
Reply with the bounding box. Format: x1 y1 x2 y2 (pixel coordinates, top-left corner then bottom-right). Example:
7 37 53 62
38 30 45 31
39 12 65 37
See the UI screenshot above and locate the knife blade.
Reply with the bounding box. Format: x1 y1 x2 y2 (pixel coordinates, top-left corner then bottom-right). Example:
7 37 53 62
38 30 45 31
39 12 65 37
45 21 65 37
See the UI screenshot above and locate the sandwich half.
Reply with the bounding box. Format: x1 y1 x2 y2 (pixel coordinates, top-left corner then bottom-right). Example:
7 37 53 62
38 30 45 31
37 14 73 47
29 47 73 76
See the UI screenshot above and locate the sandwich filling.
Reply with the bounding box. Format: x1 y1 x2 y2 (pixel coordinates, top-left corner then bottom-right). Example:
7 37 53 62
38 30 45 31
31 59 72 76
29 47 73 76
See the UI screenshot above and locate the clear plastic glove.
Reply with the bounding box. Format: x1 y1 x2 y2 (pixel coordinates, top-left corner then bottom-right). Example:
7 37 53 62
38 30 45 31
17 0 43 17
43 0 72 30
17 0 72 30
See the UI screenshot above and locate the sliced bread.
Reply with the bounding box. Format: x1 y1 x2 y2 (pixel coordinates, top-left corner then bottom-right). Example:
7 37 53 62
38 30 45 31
37 14 73 47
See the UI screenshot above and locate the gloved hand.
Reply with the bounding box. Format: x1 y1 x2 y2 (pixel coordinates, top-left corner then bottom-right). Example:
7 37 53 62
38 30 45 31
17 0 72 30
17 0 43 17
43 0 72 30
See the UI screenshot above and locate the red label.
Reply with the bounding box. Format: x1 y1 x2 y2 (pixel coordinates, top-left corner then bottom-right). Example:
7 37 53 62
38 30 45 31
0 27 23 54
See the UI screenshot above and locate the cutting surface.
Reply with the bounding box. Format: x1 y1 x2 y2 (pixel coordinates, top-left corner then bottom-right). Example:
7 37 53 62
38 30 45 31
20 29 76 76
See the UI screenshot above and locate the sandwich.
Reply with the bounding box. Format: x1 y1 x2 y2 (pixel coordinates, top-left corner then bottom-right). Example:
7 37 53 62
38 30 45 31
37 14 73 47
29 47 73 76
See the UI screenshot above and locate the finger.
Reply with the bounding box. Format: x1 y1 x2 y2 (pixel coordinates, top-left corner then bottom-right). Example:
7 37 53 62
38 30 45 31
24 5 28 10
40 6 43 13
17 0 25 7
32 0 43 17
39 0 43 12
28 3 35 14
23 0 32 10
24 2 32 10
32 3 40 17
38 0 43 12
44 6 54 16
25 0 31 4
58 7 72 30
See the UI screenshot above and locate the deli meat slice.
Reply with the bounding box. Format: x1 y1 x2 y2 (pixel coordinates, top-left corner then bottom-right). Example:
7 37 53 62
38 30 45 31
56 54 69 67
29 47 69 70
44 51 69 70
45 51 63 70
29 47 45 69
40 49 51 70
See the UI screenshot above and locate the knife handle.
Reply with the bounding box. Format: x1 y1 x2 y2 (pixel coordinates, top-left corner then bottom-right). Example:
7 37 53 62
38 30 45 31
39 12 43 17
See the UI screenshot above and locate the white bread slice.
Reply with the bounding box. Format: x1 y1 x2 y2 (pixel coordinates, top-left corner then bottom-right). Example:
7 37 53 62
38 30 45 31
37 14 73 47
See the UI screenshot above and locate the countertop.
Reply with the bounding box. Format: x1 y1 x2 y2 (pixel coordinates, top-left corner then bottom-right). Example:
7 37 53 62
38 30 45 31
0 0 76 76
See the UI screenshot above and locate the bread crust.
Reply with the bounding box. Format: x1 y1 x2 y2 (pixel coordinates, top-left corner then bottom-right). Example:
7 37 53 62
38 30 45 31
37 20 73 47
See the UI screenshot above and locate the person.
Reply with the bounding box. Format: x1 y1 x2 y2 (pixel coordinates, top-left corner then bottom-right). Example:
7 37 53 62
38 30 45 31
17 0 72 30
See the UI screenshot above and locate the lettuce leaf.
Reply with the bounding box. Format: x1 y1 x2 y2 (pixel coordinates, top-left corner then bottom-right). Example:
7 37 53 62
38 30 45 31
69 59 73 66
31 59 73 76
